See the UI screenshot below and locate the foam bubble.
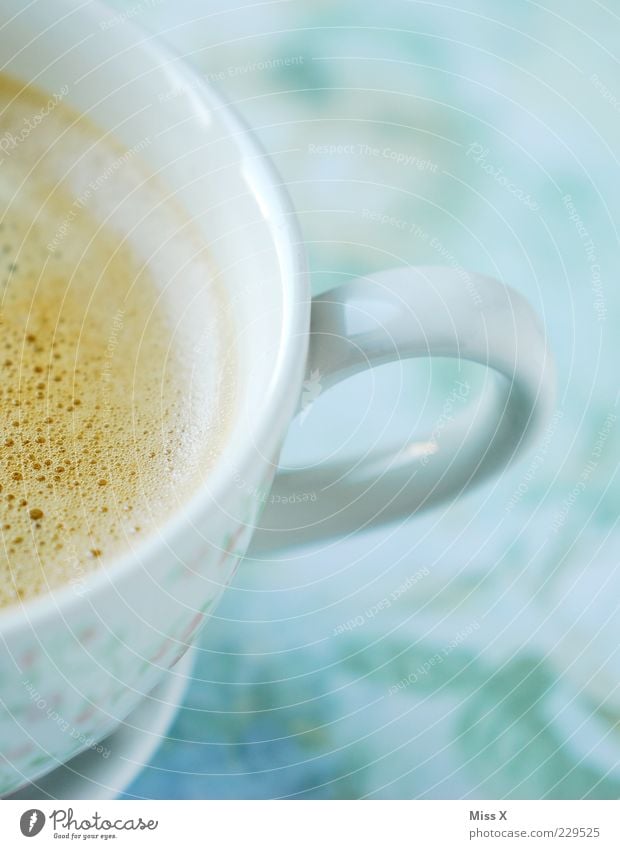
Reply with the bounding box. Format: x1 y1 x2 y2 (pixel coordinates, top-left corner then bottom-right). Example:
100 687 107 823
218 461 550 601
0 76 236 608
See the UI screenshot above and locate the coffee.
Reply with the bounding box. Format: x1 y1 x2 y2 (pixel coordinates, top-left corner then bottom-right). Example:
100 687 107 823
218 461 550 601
0 76 235 608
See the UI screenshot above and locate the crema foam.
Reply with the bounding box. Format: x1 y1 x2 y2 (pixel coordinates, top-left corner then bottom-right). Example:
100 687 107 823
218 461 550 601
0 75 235 608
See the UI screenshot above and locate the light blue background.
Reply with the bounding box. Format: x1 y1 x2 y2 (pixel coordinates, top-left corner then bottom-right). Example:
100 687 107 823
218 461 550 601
107 0 620 798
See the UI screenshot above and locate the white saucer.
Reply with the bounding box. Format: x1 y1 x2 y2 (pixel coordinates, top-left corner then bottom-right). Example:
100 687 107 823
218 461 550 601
7 646 196 801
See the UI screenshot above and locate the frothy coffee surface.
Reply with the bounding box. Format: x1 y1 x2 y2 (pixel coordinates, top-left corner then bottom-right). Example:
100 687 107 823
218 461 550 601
0 76 234 608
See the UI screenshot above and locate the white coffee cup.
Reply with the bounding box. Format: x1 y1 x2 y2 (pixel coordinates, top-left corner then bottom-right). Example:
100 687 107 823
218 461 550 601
0 0 554 795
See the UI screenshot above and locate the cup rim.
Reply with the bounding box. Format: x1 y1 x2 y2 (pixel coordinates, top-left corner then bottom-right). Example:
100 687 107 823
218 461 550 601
0 3 309 635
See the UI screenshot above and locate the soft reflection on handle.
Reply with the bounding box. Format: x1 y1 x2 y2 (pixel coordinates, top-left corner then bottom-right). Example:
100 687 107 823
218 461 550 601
248 266 555 555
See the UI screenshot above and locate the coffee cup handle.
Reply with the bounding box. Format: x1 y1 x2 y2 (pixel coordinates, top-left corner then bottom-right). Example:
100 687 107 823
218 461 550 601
249 266 555 554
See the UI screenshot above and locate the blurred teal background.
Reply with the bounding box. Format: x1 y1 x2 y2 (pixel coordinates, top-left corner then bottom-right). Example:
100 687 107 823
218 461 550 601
110 0 620 798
